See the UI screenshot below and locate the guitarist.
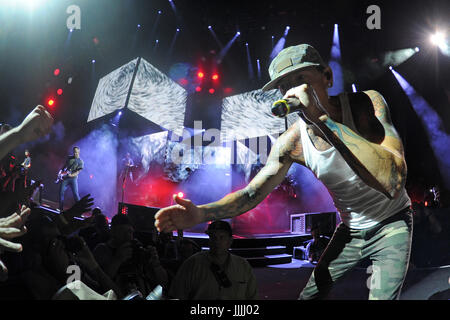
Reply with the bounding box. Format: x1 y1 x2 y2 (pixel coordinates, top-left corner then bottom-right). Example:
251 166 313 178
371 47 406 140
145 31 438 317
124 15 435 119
58 146 84 211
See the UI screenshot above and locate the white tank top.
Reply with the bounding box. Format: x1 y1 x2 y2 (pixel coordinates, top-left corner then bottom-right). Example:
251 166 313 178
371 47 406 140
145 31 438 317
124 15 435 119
299 92 411 229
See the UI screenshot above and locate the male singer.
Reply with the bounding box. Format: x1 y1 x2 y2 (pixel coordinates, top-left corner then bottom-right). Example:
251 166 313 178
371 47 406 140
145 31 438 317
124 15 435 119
154 44 412 300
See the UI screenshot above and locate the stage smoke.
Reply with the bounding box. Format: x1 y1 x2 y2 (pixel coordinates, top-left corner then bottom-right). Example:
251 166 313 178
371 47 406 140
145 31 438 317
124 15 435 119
75 124 118 217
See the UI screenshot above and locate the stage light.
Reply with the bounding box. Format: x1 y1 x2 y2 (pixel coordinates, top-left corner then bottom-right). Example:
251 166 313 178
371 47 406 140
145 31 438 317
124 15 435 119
57 88 63 95
430 31 446 46
176 28 180 32
245 42 248 46
208 25 212 30
197 71 204 79
155 39 159 43
415 47 420 52
118 111 122 116
212 73 219 80
178 78 188 85
209 88 215 94
158 10 162 14
177 192 184 198
236 31 241 36
195 86 202 92
53 68 60 76
47 98 55 107
137 24 141 28
92 59 96 63
69 29 73 33
389 66 393 70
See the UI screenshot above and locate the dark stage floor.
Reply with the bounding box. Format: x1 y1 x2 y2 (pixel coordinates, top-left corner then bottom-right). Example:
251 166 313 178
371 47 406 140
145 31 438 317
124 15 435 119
253 259 450 300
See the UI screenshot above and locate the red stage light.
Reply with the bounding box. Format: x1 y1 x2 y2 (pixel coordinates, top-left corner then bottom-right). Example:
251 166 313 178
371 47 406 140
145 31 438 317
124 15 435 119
197 71 204 79
209 88 215 94
195 86 202 92
212 74 219 80
57 89 63 95
53 69 60 76
177 192 184 198
47 99 55 107
425 201 428 207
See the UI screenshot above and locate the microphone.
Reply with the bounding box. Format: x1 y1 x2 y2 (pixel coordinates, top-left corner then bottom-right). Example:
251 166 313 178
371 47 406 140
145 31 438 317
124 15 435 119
271 98 303 118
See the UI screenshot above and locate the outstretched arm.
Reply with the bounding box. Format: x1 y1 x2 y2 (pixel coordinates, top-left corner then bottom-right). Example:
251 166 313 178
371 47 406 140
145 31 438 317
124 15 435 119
199 129 298 221
154 121 303 232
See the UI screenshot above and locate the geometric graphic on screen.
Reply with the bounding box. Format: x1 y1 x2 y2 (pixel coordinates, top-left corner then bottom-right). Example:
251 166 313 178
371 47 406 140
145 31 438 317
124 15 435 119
127 59 187 137
129 131 169 178
220 88 298 142
88 58 138 122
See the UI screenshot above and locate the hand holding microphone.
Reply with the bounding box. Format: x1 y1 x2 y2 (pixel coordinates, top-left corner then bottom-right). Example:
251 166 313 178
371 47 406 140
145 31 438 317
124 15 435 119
271 97 304 117
271 84 329 123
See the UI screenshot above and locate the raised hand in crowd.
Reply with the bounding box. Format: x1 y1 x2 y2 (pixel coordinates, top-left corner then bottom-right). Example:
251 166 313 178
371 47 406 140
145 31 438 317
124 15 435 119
0 205 31 281
0 105 53 161
55 194 95 235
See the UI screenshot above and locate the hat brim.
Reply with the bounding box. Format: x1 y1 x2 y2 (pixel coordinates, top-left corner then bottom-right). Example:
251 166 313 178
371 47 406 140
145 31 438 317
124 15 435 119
261 62 322 92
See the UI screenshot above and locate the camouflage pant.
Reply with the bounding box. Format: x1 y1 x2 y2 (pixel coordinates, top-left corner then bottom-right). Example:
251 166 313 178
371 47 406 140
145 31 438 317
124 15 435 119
299 207 413 300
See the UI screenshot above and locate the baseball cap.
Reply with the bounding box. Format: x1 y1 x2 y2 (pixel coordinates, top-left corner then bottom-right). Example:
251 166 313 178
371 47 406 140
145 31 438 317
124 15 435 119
262 44 326 91
205 220 232 237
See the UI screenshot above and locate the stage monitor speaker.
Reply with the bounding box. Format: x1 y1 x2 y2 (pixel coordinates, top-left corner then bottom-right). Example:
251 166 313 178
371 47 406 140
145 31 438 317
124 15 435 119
118 202 159 232
290 211 337 236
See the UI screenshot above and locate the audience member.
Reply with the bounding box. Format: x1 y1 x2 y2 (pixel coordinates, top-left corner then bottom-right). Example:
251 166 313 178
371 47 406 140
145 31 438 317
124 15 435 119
17 211 121 299
306 225 330 264
169 220 257 300
93 214 168 298
78 208 111 251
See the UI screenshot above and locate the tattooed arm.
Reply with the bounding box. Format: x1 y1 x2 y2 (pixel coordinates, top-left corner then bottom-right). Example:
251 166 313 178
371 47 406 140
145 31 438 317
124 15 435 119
313 90 407 199
199 122 303 221
154 122 303 232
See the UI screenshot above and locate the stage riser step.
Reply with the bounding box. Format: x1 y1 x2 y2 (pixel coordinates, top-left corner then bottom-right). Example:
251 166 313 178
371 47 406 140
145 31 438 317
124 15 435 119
188 235 310 249
201 247 288 258
230 247 287 258
247 255 293 267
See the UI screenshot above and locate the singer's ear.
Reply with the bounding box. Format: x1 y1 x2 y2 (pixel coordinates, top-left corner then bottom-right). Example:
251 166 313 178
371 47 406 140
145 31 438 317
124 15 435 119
322 66 333 87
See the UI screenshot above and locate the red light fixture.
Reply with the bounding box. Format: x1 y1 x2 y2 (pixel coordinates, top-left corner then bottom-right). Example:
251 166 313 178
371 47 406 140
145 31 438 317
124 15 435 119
197 71 204 79
209 88 215 94
195 86 202 92
47 99 55 107
57 89 63 95
212 73 219 80
53 69 60 76
177 192 184 198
